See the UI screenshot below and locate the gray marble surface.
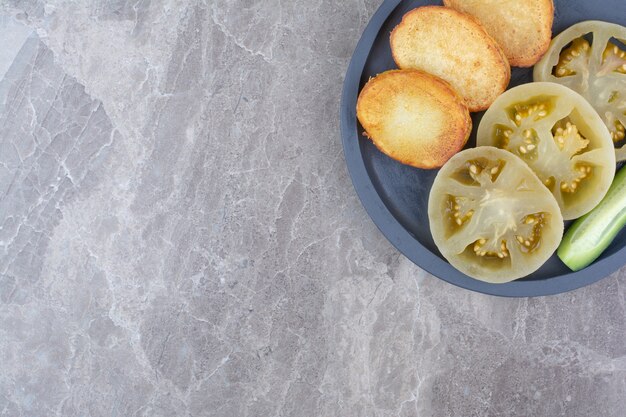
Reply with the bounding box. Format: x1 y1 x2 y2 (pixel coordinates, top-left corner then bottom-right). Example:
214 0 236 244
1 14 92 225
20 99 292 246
0 1 624 416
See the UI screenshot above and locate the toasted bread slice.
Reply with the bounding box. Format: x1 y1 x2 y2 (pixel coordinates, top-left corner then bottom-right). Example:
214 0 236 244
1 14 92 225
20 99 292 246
443 0 554 67
356 69 472 169
390 6 510 111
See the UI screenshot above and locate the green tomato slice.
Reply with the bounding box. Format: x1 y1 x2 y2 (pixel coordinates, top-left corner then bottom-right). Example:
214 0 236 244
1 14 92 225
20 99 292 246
477 82 616 220
428 147 563 283
534 20 626 161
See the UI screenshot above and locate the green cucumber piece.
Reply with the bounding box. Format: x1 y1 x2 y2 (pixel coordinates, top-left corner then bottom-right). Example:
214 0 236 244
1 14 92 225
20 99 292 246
558 165 626 271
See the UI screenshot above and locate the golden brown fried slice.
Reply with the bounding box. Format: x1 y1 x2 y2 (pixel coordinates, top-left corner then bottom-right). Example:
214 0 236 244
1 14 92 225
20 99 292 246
444 0 554 67
390 6 510 112
356 69 472 169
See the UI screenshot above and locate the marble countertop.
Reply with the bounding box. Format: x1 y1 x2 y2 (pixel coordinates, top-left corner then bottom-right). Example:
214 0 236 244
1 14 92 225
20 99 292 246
0 1 624 416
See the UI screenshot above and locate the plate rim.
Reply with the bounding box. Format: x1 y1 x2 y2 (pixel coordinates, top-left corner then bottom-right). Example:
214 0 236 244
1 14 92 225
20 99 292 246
340 0 625 297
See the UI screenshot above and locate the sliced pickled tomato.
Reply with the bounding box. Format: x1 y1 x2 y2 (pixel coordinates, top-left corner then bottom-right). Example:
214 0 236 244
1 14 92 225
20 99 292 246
534 21 626 159
477 82 615 220
428 147 564 283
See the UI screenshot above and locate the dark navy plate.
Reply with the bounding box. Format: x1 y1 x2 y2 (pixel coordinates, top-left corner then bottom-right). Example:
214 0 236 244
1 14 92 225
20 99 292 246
340 0 626 296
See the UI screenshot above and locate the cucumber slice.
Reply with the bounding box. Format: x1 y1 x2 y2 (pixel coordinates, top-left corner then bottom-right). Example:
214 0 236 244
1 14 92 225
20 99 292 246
558 165 626 271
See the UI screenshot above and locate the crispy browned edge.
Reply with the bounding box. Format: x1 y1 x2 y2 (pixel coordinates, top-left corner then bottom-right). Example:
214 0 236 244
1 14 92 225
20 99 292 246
388 6 510 112
356 69 472 169
443 0 554 67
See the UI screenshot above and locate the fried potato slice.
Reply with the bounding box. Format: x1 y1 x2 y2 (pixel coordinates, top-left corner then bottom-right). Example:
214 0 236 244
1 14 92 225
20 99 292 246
356 69 472 169
390 6 510 111
444 0 554 67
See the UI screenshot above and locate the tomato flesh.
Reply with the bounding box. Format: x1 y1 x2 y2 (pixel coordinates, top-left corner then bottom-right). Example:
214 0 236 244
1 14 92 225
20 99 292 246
534 21 626 160
429 147 564 283
477 82 615 220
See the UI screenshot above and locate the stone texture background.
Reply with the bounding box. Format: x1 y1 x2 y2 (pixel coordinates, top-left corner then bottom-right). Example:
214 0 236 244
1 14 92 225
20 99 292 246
0 1 624 416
